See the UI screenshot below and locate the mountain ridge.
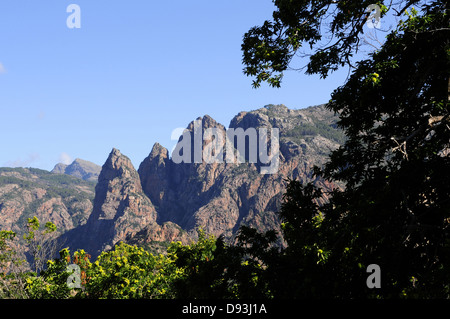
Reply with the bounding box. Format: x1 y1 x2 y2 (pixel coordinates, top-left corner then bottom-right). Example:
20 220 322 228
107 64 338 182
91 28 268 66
51 158 101 182
0 103 343 258
134 103 342 243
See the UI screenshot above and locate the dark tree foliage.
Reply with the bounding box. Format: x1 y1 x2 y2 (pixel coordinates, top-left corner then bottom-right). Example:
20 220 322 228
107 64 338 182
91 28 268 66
242 0 427 87
240 0 450 298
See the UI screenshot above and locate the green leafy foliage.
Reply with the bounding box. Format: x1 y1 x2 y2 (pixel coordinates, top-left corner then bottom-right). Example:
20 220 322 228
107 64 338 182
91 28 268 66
86 242 182 299
0 216 58 298
0 230 29 298
23 216 58 274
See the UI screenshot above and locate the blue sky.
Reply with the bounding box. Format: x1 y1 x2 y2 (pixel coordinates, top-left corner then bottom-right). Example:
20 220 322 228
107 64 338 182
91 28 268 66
0 1 367 171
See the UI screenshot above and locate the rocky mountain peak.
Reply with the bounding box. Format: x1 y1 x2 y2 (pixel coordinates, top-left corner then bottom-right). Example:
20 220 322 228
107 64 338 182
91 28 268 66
98 148 139 184
102 148 133 174
51 163 68 174
92 148 149 220
138 143 170 208
184 115 226 137
149 143 168 160
63 148 158 257
201 114 223 129
51 158 101 182
62 147 188 258
135 104 343 241
110 148 122 160
229 110 270 130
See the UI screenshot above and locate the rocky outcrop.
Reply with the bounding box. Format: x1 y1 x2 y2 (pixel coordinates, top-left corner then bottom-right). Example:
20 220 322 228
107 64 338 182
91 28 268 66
62 149 154 256
63 148 186 258
0 168 95 234
51 163 68 175
0 167 95 257
137 104 342 241
127 221 190 254
138 143 170 209
90 148 155 224
140 115 230 229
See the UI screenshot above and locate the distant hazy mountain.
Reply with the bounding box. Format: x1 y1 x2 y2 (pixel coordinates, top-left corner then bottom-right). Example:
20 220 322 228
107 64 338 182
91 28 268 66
51 158 101 182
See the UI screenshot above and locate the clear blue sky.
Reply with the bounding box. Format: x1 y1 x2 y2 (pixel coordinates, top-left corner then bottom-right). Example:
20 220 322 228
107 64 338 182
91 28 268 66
0 0 356 171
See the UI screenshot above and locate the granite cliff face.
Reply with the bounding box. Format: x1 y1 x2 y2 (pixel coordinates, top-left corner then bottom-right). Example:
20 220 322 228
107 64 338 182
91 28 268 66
0 167 95 256
136 104 342 241
62 148 187 257
89 148 155 224
138 143 170 210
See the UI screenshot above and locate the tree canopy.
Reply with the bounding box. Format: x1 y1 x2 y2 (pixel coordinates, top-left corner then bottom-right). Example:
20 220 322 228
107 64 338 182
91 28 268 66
242 0 449 297
241 0 445 87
